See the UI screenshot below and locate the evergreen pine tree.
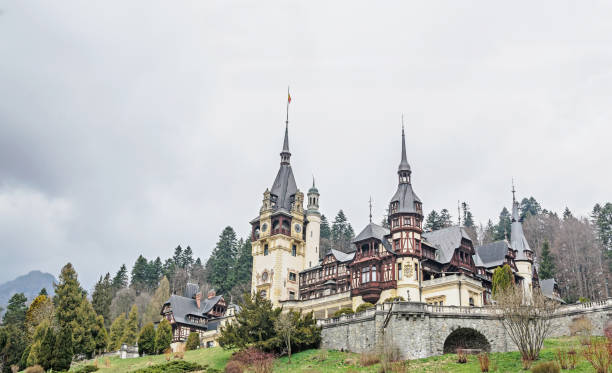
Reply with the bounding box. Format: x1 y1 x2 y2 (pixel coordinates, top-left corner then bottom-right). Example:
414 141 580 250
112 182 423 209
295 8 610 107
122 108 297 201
563 207 573 220
494 207 512 241
155 319 173 354
2 293 27 326
138 323 156 355
38 288 48 296
112 264 129 294
122 305 139 346
172 246 184 268
519 197 542 220
538 241 556 280
54 263 83 328
182 246 195 269
92 273 112 327
424 210 440 231
131 255 149 293
233 239 253 287
71 297 97 357
38 326 56 371
331 210 353 251
147 257 163 291
461 202 475 227
320 215 331 239
27 321 50 367
93 315 109 355
205 227 238 294
439 209 453 228
52 325 73 372
108 314 127 351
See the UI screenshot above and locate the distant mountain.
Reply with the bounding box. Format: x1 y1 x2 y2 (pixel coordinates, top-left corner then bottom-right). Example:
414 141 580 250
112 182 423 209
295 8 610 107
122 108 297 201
0 270 56 314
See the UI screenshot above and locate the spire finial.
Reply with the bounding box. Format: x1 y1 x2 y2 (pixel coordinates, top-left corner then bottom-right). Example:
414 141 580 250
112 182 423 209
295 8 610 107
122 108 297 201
312 175 315 189
458 200 461 226
511 178 516 204
398 116 411 174
280 87 291 164
369 196 373 223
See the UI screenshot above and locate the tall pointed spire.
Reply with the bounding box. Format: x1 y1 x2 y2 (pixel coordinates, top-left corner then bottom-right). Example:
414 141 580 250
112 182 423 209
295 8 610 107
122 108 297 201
398 117 411 173
280 120 291 164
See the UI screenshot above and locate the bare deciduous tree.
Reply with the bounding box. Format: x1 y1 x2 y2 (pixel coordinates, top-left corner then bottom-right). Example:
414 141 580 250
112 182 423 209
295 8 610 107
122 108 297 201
274 312 296 362
494 284 558 362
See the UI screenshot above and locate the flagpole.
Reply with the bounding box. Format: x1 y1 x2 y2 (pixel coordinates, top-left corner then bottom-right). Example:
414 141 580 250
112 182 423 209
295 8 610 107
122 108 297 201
286 86 290 126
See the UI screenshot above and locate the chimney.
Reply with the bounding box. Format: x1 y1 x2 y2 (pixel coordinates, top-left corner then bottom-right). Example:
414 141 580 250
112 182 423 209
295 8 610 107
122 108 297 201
195 292 202 309
207 289 216 299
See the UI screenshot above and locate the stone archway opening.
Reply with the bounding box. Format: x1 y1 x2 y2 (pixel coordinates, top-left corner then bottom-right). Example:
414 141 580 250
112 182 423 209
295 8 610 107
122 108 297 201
443 327 491 354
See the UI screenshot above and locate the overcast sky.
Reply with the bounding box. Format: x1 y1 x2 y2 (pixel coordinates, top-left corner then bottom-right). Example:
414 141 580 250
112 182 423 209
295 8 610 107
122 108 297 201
1 1 611 291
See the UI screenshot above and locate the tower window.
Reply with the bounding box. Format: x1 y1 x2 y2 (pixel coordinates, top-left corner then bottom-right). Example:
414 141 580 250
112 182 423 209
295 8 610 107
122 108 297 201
264 245 269 256
289 272 297 281
292 245 297 256
289 291 295 300
414 263 419 280
398 263 403 280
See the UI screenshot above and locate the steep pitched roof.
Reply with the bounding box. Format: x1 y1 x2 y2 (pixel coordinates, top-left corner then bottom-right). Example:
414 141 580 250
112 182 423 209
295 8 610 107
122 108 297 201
389 184 421 214
329 248 355 262
422 226 471 264
163 294 224 327
474 240 510 268
353 222 389 243
511 201 532 260
540 279 564 303
270 165 297 211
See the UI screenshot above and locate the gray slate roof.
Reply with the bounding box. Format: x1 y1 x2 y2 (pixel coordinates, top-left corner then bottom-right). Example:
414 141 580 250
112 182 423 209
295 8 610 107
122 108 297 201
353 222 389 243
474 240 510 268
329 248 355 262
540 279 564 302
398 127 411 172
422 226 471 264
163 294 224 327
270 165 297 211
389 184 421 214
511 202 532 260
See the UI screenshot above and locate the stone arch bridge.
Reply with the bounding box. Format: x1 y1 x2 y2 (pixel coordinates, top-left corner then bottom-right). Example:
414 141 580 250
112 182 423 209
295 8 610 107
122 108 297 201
318 299 612 359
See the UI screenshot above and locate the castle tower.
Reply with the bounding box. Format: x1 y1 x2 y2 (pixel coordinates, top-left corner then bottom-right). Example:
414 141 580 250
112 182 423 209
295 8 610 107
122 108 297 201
250 123 306 307
510 185 535 298
388 126 424 301
305 178 321 269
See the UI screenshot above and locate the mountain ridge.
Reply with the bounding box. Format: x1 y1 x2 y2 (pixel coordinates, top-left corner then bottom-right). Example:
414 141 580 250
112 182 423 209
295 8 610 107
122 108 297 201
0 270 56 314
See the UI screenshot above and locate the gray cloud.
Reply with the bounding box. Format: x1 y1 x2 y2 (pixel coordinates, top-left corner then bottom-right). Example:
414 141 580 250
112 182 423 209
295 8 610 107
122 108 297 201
1 1 611 290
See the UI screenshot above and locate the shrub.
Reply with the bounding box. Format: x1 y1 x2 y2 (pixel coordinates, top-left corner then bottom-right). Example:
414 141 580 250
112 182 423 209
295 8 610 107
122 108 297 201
252 359 274 373
531 361 560 373
224 361 244 373
186 332 200 350
139 323 157 355
359 352 380 366
478 353 490 372
582 338 612 373
155 319 173 354
24 365 45 373
73 365 99 373
355 303 375 313
230 347 275 366
174 351 185 359
333 308 354 317
131 360 206 373
383 296 405 303
556 348 578 369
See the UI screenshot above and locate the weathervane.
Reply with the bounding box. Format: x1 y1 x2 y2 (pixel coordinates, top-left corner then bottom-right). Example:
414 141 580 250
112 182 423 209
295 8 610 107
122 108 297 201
512 178 516 204
369 196 373 223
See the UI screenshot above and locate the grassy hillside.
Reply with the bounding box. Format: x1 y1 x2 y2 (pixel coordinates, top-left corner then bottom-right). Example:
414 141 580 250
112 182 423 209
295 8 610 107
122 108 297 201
68 337 599 372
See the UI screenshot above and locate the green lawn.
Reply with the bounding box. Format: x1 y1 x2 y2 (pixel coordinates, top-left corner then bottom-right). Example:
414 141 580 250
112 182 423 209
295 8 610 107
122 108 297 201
68 337 601 372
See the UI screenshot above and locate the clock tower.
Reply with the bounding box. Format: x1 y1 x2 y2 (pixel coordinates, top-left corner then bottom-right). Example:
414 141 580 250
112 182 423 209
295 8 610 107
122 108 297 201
250 123 309 307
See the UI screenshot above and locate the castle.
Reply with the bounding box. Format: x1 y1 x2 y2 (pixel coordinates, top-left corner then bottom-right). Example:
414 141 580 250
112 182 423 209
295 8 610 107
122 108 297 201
250 121 551 319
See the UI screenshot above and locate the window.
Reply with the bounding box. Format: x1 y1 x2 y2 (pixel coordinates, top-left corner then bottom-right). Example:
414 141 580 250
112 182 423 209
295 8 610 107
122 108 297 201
260 290 267 298
289 291 296 300
289 272 297 281
264 244 269 256
394 239 400 251
469 297 475 307
397 263 403 280
361 267 369 283
371 266 377 282
292 245 297 257
414 263 418 281
262 271 268 282
404 217 410 226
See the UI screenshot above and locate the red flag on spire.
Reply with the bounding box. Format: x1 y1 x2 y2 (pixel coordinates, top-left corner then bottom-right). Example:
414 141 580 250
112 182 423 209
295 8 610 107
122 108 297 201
288 91 291 103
